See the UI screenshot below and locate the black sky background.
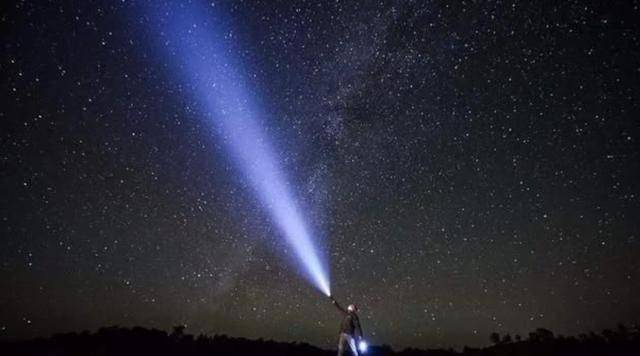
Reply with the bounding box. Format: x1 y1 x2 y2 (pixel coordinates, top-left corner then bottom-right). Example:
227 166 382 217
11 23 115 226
2 0 640 350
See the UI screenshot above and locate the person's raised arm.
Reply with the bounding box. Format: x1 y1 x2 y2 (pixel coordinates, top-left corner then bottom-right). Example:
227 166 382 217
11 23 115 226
329 295 348 314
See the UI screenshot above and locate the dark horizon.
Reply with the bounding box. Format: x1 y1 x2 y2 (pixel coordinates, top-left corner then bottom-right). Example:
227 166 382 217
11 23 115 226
2 0 639 351
2 323 640 355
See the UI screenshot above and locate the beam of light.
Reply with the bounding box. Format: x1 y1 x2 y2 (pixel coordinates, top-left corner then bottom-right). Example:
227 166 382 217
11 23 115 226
138 1 330 296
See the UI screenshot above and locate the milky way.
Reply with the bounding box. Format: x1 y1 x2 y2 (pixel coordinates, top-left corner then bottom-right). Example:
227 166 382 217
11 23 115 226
1 0 639 350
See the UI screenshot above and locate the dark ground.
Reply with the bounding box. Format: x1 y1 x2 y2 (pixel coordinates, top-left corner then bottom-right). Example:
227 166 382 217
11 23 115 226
1 324 639 356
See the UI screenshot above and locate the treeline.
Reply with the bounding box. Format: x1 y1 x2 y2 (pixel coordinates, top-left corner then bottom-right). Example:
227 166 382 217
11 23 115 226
0 325 330 356
463 325 640 356
1 324 639 355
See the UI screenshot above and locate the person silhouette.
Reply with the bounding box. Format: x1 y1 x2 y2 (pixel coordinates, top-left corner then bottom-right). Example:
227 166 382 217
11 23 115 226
330 295 364 355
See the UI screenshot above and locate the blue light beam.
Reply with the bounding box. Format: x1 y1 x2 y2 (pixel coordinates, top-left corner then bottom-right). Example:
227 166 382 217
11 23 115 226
139 1 330 296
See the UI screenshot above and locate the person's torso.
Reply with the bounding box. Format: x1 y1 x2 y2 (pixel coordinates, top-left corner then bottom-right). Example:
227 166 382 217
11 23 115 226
339 313 358 335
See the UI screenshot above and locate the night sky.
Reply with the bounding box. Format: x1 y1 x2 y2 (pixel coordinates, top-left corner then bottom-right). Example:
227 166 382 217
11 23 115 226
2 0 639 350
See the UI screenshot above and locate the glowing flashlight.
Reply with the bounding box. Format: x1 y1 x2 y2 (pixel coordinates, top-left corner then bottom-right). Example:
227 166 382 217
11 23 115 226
358 340 368 353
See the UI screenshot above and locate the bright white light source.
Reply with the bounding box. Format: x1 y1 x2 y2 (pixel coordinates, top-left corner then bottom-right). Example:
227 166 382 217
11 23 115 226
358 340 368 353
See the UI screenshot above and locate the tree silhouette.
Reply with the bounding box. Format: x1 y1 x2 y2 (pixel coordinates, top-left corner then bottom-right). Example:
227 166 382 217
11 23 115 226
490 332 501 345
171 325 185 338
501 333 512 344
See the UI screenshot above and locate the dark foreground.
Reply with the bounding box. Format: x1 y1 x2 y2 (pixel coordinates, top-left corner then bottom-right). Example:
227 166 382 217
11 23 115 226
2 325 639 356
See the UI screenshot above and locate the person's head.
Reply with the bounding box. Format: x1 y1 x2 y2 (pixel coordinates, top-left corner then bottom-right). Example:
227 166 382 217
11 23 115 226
347 304 358 313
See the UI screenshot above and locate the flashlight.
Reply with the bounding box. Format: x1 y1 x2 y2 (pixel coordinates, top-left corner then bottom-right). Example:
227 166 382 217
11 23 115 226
358 340 368 353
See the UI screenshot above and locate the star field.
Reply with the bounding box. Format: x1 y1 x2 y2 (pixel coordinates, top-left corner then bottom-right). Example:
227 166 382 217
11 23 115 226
1 0 639 350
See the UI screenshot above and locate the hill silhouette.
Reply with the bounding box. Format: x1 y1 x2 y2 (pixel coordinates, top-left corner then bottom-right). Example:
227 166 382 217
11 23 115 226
1 324 639 355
